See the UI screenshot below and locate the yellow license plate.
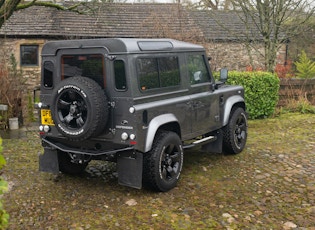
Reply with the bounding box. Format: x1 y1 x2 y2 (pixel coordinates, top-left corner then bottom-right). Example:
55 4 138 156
41 109 54 125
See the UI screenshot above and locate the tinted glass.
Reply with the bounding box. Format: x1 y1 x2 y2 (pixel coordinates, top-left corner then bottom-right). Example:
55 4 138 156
138 58 159 90
43 61 54 88
114 60 127 90
188 55 210 84
138 41 173 51
137 56 180 91
159 56 180 87
61 54 105 88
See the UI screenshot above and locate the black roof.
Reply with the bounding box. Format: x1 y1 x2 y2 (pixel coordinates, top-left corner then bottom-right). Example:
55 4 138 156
41 38 205 55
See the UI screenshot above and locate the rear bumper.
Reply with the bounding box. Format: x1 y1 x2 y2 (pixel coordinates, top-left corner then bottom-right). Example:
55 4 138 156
41 137 134 156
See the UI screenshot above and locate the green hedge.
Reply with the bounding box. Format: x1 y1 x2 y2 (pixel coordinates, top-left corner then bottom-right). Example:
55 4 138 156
216 71 280 119
0 138 9 229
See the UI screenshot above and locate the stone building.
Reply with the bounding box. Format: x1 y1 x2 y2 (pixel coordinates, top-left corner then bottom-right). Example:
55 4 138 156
0 3 288 124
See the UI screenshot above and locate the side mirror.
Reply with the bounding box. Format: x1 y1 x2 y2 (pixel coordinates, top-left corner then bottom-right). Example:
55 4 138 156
220 68 228 83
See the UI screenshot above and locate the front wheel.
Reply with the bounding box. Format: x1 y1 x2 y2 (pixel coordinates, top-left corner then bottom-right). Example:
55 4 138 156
222 107 248 154
143 131 184 192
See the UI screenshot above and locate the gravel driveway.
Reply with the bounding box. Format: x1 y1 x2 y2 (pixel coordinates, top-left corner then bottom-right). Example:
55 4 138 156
2 113 315 229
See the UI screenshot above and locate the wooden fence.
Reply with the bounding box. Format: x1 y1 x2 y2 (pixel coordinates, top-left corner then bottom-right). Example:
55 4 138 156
278 78 315 107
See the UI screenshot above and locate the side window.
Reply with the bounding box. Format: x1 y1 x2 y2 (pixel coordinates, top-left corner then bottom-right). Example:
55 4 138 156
188 54 210 85
114 60 127 90
137 56 180 91
138 58 159 90
43 61 54 88
20 45 39 66
159 56 180 87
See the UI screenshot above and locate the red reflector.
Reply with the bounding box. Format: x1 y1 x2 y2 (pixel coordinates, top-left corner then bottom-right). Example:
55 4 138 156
130 141 137 145
39 132 45 136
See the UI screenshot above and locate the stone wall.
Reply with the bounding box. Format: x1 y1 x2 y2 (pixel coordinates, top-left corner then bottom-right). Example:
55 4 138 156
203 41 287 71
0 38 46 124
0 38 46 88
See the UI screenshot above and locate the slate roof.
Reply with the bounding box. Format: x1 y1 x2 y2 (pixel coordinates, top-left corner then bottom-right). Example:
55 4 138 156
0 2 259 41
190 10 262 41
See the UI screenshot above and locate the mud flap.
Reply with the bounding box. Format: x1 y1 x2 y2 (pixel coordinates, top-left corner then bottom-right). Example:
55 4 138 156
117 151 143 189
201 130 223 153
39 148 60 173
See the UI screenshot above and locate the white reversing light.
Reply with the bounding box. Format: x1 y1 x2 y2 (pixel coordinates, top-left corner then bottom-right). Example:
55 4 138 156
130 134 136 140
43 125 50 132
121 132 129 141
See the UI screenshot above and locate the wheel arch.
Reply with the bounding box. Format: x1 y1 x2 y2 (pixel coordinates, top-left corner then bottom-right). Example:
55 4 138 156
144 114 181 152
223 95 246 126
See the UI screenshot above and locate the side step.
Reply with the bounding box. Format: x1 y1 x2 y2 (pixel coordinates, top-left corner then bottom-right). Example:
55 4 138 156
183 135 216 149
193 136 216 144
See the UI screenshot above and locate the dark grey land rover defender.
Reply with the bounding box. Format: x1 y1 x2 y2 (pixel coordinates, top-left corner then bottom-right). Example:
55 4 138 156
38 38 247 192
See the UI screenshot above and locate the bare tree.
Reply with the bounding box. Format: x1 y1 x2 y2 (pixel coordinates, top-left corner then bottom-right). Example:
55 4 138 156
196 0 233 9
230 0 315 72
0 0 86 29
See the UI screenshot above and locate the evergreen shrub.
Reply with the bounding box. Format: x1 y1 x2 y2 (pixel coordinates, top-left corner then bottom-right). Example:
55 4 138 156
0 138 9 229
216 71 280 119
294 50 315 79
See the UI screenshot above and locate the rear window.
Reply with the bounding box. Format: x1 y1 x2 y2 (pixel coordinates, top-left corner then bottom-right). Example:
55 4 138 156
61 54 105 88
137 56 180 91
114 60 127 91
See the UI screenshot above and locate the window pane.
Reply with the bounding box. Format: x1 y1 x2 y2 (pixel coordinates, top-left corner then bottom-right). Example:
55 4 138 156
43 61 54 88
188 55 210 84
114 60 127 90
21 45 38 66
137 57 180 91
61 54 105 88
138 41 173 51
137 58 159 90
159 57 180 87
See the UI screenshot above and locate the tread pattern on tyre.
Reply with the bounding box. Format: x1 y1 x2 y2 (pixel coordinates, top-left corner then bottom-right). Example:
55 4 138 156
51 76 108 141
222 107 247 154
143 131 183 192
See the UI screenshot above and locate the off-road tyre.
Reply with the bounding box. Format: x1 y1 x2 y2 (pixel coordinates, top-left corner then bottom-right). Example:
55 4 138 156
222 107 248 154
143 131 184 192
51 76 108 141
58 150 88 175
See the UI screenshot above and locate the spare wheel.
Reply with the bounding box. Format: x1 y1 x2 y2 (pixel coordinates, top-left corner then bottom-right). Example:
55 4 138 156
51 76 108 141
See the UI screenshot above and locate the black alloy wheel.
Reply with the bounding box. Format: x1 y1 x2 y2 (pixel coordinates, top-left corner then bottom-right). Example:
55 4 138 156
223 107 248 154
143 131 184 192
56 90 87 130
51 77 108 141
